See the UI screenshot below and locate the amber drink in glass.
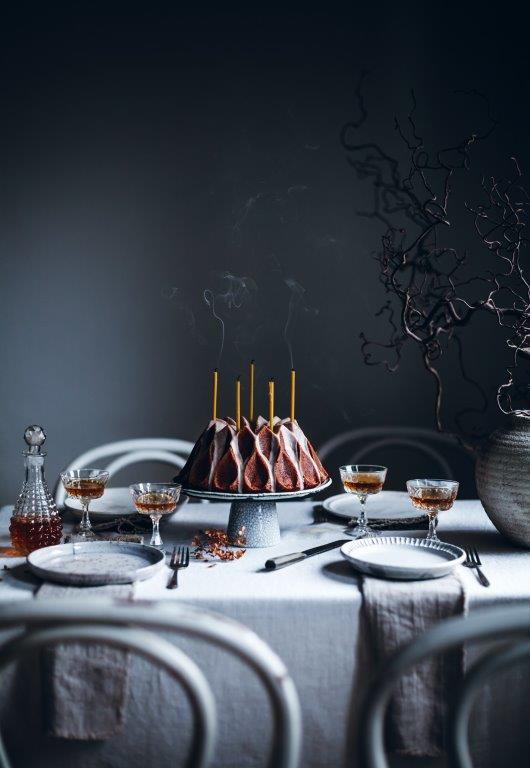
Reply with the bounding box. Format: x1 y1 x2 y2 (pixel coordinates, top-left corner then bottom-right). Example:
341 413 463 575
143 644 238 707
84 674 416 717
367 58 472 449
406 479 459 542
339 464 387 538
130 483 181 550
61 469 110 539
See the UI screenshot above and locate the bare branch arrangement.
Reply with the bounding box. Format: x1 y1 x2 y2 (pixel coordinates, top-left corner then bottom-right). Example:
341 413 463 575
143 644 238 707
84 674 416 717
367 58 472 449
341 87 530 448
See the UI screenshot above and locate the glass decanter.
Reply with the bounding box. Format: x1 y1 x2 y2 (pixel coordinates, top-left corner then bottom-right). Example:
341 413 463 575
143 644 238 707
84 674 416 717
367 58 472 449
10 425 63 555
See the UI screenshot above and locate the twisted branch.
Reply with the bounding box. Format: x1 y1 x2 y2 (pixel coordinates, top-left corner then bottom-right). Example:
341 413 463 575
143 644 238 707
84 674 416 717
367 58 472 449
343 88 529 447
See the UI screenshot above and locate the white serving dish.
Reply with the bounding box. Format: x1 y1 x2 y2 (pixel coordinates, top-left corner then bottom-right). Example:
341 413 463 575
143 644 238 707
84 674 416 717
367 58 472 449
64 486 188 520
27 541 165 586
341 536 465 580
323 491 424 524
181 477 332 502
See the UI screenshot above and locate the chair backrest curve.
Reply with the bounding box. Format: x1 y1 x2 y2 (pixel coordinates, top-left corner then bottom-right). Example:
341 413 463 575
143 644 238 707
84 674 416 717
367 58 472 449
359 602 530 768
0 599 302 768
55 438 195 505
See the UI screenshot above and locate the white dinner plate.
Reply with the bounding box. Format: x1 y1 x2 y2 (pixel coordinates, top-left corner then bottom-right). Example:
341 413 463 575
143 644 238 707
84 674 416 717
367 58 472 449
323 491 424 524
341 536 465 580
28 541 165 586
64 486 188 520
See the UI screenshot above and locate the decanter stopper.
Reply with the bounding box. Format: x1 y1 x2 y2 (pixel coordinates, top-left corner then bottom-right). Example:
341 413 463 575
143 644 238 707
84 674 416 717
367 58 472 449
24 424 47 452
10 425 63 555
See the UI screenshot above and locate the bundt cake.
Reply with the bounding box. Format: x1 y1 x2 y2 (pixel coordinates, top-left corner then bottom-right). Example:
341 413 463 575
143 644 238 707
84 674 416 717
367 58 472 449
178 416 329 493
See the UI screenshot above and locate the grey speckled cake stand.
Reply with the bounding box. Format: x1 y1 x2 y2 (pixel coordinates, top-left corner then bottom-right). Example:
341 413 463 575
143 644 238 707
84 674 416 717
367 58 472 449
181 478 332 548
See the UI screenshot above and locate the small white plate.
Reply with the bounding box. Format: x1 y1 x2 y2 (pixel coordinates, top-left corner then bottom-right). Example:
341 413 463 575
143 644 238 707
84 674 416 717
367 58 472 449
341 536 465 580
323 491 424 524
28 541 165 586
64 486 188 520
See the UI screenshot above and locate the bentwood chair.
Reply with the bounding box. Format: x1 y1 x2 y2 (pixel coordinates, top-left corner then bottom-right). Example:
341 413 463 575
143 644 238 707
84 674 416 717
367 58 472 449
318 426 458 479
0 600 302 768
54 438 195 506
359 603 530 768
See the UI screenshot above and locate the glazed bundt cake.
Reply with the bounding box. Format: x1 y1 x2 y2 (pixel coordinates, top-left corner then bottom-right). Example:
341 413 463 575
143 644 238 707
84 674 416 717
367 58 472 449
178 416 328 493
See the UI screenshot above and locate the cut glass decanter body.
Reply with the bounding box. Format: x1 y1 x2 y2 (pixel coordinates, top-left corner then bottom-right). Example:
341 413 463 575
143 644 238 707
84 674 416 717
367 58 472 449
10 425 63 554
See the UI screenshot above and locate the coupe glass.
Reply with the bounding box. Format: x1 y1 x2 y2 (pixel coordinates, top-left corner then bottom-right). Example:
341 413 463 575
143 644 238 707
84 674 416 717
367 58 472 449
61 468 110 539
129 483 181 550
406 479 459 542
339 464 387 538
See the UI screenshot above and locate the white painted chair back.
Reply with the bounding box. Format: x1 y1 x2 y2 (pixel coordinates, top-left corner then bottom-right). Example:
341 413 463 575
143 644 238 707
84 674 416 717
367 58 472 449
359 603 530 768
0 600 302 768
318 426 458 479
55 438 194 505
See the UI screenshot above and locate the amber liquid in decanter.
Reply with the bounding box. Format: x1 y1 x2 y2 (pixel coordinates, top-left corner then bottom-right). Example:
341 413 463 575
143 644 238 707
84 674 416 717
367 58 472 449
10 515 63 555
10 425 63 555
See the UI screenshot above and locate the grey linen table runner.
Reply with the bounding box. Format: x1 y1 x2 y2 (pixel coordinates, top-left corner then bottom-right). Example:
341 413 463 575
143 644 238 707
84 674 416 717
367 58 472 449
361 572 467 757
37 582 134 740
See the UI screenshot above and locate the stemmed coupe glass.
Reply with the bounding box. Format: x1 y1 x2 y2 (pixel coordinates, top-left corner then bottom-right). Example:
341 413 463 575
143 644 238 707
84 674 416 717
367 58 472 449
129 483 181 550
406 479 459 542
339 464 387 538
60 468 110 539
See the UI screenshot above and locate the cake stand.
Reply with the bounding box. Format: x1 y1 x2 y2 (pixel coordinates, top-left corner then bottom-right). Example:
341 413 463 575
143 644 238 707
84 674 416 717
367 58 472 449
181 478 332 548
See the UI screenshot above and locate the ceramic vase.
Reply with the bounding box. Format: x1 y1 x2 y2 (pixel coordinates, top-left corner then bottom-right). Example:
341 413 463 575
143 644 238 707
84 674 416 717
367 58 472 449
475 414 530 547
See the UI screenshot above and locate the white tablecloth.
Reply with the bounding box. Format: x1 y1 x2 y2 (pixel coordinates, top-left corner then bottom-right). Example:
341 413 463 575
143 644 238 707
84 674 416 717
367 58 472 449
1 494 529 768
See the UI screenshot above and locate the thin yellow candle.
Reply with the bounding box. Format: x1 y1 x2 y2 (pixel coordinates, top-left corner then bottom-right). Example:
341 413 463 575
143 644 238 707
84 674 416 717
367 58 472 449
290 368 296 423
235 376 241 431
268 378 275 431
212 369 219 422
249 359 255 423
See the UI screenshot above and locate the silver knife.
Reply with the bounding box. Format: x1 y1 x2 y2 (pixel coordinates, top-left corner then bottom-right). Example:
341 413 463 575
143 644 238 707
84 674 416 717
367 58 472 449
265 539 349 570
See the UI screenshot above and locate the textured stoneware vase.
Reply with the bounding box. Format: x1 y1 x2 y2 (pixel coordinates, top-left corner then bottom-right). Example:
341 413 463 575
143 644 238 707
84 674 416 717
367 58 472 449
476 414 530 547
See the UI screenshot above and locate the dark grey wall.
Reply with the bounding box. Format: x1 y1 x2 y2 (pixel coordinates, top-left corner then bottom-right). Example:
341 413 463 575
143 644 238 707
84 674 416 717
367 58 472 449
0 5 527 503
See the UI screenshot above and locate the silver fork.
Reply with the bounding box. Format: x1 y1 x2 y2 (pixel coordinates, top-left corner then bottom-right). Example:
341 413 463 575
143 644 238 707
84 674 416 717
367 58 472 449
463 546 490 587
167 546 190 589
313 506 328 524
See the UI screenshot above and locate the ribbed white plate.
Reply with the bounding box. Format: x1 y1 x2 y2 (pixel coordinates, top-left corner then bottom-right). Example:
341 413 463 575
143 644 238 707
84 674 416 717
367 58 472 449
65 487 188 520
323 491 423 523
28 541 165 585
341 536 465 580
